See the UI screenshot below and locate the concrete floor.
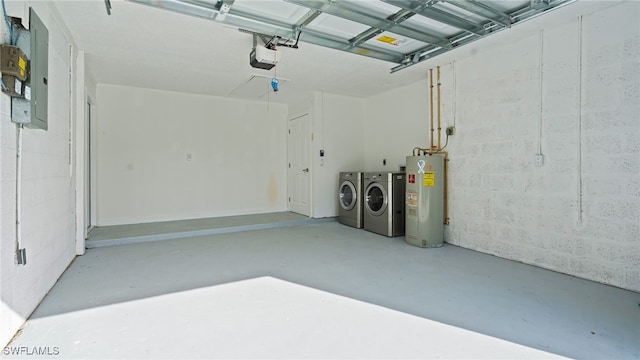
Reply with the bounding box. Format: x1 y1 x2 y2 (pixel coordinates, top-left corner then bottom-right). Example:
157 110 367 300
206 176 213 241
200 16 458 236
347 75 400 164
87 212 331 248
4 220 640 359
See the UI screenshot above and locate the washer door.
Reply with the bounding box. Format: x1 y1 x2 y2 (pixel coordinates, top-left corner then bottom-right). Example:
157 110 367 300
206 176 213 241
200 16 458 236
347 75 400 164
339 180 357 211
365 183 387 216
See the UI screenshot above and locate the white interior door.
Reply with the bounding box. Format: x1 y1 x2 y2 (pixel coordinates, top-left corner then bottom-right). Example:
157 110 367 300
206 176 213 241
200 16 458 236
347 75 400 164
288 114 311 216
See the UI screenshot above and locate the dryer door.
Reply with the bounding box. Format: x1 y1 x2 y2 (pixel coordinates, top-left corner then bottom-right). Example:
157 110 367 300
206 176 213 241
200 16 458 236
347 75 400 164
339 180 357 211
365 183 388 216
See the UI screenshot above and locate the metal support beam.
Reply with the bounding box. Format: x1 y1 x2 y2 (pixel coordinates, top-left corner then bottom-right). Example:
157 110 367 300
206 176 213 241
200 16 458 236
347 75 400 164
214 0 234 21
350 9 415 47
285 0 452 49
381 0 488 35
531 0 552 10
127 0 577 73
133 0 217 18
444 0 511 27
391 0 575 72
128 0 405 64
294 9 321 29
350 28 384 47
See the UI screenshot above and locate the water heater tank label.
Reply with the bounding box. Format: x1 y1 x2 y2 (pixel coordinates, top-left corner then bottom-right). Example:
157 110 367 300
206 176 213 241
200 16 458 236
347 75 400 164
423 172 435 187
407 192 418 207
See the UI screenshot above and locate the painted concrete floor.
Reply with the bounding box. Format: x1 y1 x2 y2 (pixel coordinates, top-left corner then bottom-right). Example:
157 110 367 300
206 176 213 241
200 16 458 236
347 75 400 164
87 212 330 248
5 222 640 359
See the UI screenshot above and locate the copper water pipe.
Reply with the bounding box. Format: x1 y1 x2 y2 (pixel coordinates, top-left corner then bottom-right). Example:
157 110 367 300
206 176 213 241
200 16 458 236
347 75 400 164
429 68 434 149
429 150 449 225
437 66 442 149
441 151 449 225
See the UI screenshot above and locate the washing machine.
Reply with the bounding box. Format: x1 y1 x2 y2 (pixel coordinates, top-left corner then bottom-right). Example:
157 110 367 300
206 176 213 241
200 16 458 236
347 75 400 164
363 172 405 237
338 172 363 228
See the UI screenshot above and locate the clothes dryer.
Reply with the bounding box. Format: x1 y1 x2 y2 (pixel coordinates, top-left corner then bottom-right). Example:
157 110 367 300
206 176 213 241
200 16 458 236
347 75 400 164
363 172 405 237
338 172 363 228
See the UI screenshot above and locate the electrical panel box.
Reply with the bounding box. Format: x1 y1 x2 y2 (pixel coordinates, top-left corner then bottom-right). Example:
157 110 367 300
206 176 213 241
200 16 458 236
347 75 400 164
405 154 445 248
27 8 48 130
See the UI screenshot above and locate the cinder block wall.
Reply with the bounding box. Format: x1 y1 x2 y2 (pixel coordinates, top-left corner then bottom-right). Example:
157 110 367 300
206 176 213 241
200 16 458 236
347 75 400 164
0 2 78 346
364 2 639 291
444 2 639 291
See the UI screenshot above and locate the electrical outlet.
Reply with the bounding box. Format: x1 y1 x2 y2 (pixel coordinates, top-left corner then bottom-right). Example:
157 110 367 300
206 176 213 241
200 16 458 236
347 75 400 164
534 154 544 167
446 126 456 136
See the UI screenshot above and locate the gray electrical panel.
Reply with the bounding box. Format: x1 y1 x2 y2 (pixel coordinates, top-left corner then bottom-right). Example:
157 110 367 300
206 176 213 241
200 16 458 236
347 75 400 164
405 155 445 248
27 8 48 130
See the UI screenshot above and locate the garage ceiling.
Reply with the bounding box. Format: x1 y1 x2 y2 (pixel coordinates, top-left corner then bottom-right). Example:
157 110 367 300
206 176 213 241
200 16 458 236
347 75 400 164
130 0 574 73
53 0 580 105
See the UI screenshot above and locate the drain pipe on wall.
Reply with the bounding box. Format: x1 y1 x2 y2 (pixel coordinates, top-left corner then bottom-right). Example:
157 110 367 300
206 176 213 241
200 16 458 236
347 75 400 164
536 29 545 167
429 68 435 149
577 16 584 226
2 0 26 264
15 124 26 265
452 60 457 128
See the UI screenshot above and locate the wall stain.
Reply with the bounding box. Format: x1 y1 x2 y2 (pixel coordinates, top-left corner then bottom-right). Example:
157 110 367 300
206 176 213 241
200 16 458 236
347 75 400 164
267 173 278 207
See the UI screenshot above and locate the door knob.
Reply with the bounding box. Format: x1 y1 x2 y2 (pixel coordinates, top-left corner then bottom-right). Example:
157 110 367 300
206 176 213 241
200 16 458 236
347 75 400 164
302 168 309 173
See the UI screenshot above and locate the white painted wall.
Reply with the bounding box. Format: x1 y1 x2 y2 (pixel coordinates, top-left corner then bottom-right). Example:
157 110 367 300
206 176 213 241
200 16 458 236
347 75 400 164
310 92 365 218
95 85 288 225
364 80 429 171
363 2 640 292
1 2 79 346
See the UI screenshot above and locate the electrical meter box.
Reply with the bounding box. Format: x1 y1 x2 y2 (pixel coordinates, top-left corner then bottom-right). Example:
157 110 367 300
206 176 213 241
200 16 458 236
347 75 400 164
0 44 28 80
10 26 30 124
405 154 445 248
2 74 25 97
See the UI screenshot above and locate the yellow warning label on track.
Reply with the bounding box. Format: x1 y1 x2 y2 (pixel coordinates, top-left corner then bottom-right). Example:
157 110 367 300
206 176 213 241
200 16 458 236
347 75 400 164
377 35 397 44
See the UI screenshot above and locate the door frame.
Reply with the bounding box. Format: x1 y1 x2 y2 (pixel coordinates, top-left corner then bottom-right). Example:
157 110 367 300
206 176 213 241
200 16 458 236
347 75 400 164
86 97 97 233
287 113 312 217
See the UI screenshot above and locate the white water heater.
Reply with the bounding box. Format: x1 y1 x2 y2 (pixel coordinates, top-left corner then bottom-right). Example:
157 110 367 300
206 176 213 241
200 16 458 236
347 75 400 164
405 154 445 248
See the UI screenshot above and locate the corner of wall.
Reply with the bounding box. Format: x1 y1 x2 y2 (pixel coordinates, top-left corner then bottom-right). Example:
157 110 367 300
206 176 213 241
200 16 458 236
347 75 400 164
0 0 79 346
